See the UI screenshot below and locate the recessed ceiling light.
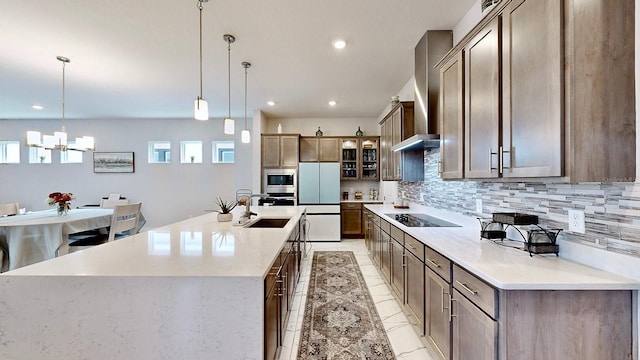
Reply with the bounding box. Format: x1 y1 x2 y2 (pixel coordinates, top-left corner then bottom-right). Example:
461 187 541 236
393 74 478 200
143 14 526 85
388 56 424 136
32 105 44 110
332 39 347 49
267 101 276 106
328 101 337 106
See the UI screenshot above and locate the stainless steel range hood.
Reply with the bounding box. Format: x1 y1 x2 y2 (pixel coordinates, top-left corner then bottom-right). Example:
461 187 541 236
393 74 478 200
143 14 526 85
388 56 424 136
391 134 440 152
395 30 452 152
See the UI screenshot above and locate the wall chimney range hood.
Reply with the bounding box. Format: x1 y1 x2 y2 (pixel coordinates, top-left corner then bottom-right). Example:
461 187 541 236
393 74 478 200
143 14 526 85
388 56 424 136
391 134 440 152
396 30 452 152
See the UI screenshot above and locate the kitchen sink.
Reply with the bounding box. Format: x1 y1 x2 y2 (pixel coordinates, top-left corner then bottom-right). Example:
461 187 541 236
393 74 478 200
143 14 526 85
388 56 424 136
244 217 291 228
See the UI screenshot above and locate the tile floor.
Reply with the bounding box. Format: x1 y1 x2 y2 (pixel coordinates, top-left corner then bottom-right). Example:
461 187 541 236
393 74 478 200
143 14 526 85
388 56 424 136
278 239 441 360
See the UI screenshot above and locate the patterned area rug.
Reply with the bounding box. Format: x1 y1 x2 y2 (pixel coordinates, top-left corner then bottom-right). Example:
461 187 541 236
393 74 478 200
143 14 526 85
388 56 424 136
298 251 395 359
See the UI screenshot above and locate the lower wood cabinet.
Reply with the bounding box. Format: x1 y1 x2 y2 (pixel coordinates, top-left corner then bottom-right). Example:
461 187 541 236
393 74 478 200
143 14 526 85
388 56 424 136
341 203 362 238
365 218 634 360
426 267 451 360
452 288 498 360
390 237 404 301
264 222 301 360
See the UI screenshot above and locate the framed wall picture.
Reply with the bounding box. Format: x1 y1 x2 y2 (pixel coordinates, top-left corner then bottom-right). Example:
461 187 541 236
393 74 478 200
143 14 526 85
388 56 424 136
93 152 135 173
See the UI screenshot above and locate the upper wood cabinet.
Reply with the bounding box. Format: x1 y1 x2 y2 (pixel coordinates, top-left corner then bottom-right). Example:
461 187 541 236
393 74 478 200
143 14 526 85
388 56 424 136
464 16 501 179
379 102 421 181
439 51 464 180
261 134 299 168
299 137 340 162
340 137 380 181
502 0 562 178
437 0 634 182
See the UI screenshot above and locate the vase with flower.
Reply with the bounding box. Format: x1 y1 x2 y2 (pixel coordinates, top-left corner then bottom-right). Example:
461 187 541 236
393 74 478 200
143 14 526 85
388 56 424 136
47 192 74 216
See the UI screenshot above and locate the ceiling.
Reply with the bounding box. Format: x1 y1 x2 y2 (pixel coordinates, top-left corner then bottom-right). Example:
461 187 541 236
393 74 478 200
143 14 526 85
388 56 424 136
0 0 475 121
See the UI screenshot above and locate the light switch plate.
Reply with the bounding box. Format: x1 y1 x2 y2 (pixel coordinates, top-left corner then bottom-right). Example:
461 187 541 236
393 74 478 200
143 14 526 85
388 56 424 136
420 192 426 201
568 209 586 234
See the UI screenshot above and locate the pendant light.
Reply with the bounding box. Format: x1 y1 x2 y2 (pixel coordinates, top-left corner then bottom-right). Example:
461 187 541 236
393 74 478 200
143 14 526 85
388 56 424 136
223 34 235 135
241 61 251 144
26 56 94 151
194 0 208 120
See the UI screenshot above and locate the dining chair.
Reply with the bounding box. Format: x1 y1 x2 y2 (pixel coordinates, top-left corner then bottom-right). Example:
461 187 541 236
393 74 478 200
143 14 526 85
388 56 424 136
0 203 19 216
68 202 142 252
99 198 130 208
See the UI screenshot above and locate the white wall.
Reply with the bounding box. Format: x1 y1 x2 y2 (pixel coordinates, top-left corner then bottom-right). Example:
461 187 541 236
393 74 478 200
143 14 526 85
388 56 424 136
0 118 255 228
265 117 379 137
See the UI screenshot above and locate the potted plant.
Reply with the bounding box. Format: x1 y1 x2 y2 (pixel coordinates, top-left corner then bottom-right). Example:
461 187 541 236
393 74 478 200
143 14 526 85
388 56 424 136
215 197 237 222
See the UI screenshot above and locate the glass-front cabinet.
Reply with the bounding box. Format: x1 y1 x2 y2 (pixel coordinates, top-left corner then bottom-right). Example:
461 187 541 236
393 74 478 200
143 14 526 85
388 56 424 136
341 138 358 180
340 137 379 181
361 137 378 180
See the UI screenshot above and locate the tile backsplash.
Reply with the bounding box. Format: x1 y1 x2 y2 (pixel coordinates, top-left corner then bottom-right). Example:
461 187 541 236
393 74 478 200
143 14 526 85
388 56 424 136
398 149 640 259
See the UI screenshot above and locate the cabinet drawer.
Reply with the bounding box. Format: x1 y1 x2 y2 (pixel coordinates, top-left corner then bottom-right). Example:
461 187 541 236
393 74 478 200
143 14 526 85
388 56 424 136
425 247 451 282
340 203 362 210
380 219 391 234
390 225 404 245
453 264 497 318
404 234 424 262
372 214 380 226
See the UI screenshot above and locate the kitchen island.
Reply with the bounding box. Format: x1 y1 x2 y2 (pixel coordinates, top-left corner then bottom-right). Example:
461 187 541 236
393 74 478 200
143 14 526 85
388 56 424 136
0 206 306 360
364 203 639 360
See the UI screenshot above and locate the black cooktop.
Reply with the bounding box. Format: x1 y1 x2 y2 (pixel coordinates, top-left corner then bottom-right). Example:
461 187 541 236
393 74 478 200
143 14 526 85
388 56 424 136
386 213 461 228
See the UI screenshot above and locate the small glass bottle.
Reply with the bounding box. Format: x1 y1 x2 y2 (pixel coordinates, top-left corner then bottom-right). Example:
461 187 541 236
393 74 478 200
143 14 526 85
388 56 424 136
316 127 323 136
277 123 282 134
356 126 363 136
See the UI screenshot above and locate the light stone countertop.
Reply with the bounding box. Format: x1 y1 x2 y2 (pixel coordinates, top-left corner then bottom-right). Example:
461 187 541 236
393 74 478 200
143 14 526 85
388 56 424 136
2 206 306 278
341 199 383 203
365 204 639 291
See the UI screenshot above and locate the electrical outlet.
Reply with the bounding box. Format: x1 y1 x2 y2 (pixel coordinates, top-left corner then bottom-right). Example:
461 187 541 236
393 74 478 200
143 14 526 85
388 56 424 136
568 209 585 234
401 191 406 198
420 192 426 201
476 199 483 214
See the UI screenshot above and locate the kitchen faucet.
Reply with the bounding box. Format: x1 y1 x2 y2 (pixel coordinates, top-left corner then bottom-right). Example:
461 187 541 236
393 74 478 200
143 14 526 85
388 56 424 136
239 194 267 222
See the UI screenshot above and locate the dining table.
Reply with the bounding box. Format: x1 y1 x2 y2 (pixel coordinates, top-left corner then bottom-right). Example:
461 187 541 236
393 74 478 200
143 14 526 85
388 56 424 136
0 208 113 272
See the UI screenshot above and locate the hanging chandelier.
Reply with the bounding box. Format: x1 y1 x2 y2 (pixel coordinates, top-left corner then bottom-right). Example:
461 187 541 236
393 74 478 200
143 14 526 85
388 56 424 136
223 34 235 135
26 56 94 151
241 61 251 144
194 0 208 120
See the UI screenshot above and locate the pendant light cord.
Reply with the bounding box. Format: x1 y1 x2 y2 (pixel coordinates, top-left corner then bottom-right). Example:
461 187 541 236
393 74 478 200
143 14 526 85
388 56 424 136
198 0 203 102
227 40 231 119
244 65 247 128
61 59 66 132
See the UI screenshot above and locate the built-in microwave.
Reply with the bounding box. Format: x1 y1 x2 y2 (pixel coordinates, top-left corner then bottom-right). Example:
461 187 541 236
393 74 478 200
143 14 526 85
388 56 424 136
263 169 297 194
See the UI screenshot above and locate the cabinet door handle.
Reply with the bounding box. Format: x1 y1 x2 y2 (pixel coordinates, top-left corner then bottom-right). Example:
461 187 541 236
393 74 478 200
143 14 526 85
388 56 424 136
407 243 416 251
455 280 478 295
490 149 499 171
441 287 446 313
438 159 443 174
501 146 511 171
426 258 441 268
449 297 456 321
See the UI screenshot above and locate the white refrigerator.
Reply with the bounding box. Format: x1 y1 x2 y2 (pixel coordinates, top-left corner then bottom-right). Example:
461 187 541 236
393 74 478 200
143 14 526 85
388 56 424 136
298 162 341 241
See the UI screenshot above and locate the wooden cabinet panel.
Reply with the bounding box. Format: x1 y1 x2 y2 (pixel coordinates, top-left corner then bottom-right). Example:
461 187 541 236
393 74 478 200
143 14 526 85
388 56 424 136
452 289 498 360
264 282 279 360
464 17 500 179
299 137 319 162
380 229 391 282
453 265 496 319
405 250 425 334
502 0 562 177
319 137 340 162
262 134 299 168
372 222 381 266
404 234 425 262
379 102 418 181
439 51 464 179
391 107 402 180
280 136 299 167
426 267 451 360
390 238 404 301
425 247 451 282
340 205 362 238
300 137 340 162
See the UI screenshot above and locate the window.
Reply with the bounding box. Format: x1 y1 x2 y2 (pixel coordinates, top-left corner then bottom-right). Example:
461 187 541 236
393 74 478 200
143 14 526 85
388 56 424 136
0 141 20 163
180 141 202 163
212 141 235 164
61 142 83 163
149 141 171 163
29 147 52 164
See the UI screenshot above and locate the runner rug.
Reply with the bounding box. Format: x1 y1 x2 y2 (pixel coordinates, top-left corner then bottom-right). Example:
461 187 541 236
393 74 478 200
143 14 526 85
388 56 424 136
297 251 395 359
